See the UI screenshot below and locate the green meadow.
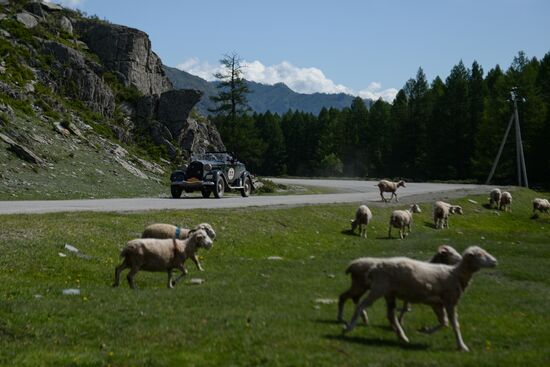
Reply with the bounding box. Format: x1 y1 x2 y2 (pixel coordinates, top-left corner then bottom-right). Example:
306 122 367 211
0 188 549 366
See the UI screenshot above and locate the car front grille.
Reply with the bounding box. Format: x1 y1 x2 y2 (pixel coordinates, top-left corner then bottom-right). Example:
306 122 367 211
186 162 203 180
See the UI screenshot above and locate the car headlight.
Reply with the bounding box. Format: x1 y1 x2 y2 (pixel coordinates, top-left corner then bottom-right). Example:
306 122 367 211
204 163 212 171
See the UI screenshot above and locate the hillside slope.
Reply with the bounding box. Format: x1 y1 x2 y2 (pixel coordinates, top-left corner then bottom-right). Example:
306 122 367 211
0 0 224 199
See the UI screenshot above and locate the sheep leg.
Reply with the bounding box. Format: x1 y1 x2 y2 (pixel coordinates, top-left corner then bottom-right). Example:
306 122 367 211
191 254 205 271
386 295 409 343
397 301 411 325
337 286 368 324
399 227 404 240
353 295 369 325
113 260 129 287
167 269 174 289
380 191 387 202
445 304 469 352
394 192 399 202
388 223 393 238
126 266 140 289
171 263 189 286
419 304 448 334
343 285 384 333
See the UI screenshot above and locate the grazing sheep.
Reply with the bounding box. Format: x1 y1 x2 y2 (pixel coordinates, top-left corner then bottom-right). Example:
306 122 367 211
489 188 502 209
113 229 213 289
337 245 462 325
532 198 550 215
377 179 406 202
433 201 464 229
351 205 373 238
142 223 215 271
142 222 216 241
343 246 498 352
388 204 421 239
499 191 512 212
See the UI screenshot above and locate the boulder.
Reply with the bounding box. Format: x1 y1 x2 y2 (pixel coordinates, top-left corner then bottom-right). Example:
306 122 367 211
59 16 73 34
0 133 45 165
178 117 225 159
157 89 202 137
40 1 63 11
16 12 39 28
42 40 115 116
25 2 45 19
74 20 172 96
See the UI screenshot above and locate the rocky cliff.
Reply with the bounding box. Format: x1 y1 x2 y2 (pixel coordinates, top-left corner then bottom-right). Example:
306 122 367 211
74 19 173 96
0 0 224 199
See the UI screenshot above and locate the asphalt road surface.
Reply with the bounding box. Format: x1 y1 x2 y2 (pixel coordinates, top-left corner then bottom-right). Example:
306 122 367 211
0 179 491 215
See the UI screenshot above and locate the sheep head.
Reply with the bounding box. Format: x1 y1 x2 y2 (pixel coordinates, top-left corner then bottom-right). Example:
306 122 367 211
462 246 497 271
451 206 463 215
397 180 406 188
190 229 214 250
410 204 421 213
436 245 462 265
195 223 216 240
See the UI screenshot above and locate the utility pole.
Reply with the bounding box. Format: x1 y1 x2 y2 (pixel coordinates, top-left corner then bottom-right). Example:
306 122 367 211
485 89 528 187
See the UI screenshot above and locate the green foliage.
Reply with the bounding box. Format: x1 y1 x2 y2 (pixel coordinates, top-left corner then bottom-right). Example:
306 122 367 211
216 50 550 187
254 177 288 194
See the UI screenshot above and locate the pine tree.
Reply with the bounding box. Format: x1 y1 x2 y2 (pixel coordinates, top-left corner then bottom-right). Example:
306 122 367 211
209 53 251 121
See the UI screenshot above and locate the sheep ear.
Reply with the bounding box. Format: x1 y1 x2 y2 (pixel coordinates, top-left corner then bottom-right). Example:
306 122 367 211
438 245 449 254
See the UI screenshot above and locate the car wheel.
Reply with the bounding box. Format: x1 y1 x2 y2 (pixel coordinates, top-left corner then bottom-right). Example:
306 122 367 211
213 176 224 198
241 176 252 197
201 188 211 198
171 186 182 199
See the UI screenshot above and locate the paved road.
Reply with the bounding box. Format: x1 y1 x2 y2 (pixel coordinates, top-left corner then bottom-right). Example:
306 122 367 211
0 179 490 215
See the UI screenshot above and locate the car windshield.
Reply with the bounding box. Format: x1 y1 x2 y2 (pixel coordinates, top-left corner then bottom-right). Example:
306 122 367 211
192 152 232 162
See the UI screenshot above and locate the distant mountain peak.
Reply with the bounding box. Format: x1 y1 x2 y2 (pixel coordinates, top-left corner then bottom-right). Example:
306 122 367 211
164 66 371 115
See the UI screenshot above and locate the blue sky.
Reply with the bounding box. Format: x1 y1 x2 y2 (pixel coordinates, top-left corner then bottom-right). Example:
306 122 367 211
53 0 549 100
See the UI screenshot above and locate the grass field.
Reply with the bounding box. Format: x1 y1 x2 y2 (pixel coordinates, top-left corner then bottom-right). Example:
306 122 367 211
0 188 549 366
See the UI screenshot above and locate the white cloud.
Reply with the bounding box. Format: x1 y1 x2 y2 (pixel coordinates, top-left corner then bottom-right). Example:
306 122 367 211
176 58 397 102
358 82 398 102
44 0 86 9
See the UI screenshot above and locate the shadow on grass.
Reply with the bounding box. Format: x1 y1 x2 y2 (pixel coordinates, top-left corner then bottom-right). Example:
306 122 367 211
482 203 495 210
324 334 429 350
423 221 437 229
340 229 358 236
314 318 343 325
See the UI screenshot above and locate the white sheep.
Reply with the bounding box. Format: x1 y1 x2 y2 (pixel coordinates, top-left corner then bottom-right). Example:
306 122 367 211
377 179 406 202
433 201 463 229
142 222 216 241
142 223 215 271
350 205 373 238
388 204 421 239
343 246 498 352
489 188 501 209
113 228 213 289
499 191 512 212
337 245 462 325
532 198 550 215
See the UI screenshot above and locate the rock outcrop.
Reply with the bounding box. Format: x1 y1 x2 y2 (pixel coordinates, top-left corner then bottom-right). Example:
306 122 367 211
74 20 172 96
135 89 225 159
41 40 116 116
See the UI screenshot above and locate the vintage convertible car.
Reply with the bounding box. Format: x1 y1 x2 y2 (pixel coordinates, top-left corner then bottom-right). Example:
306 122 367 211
169 152 254 198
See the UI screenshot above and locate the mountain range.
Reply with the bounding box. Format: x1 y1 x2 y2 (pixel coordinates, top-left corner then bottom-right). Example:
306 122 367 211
163 66 372 116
